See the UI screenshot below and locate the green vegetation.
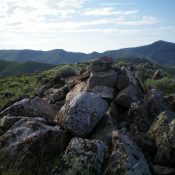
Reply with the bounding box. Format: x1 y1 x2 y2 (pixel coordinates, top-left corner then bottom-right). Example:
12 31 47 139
0 63 88 109
144 76 175 95
0 60 55 77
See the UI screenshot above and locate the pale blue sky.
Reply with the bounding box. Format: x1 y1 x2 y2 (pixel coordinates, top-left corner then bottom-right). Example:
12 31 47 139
0 0 175 52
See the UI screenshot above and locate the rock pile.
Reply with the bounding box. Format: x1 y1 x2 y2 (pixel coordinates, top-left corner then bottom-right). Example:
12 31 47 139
0 57 174 175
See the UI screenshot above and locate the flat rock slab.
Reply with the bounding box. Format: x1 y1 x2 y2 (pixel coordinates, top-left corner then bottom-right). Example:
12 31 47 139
88 70 117 88
0 97 56 121
55 92 107 137
105 129 151 175
92 86 114 101
56 137 106 175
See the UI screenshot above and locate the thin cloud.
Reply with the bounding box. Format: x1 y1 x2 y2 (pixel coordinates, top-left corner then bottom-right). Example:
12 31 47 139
83 7 138 16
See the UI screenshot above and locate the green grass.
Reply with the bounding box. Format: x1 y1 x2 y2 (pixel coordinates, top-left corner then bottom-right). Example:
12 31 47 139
144 76 175 95
0 63 87 109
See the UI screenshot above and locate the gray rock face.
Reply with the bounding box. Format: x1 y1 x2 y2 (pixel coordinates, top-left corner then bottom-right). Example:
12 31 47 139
128 89 169 133
92 86 114 101
0 97 56 121
147 110 175 166
89 70 117 88
66 81 88 101
116 67 138 90
89 56 114 72
64 76 79 89
57 138 106 175
55 92 107 136
115 84 143 108
0 115 23 131
106 129 151 175
44 85 68 103
0 118 70 175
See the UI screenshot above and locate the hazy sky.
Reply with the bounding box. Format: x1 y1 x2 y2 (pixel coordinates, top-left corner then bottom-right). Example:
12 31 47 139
0 0 175 52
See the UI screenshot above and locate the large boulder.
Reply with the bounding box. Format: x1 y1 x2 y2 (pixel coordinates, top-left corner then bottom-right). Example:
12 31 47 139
116 67 138 90
92 86 114 101
115 84 143 108
55 92 107 137
0 97 56 121
147 110 175 166
54 138 106 175
0 118 71 175
105 129 151 175
88 70 117 88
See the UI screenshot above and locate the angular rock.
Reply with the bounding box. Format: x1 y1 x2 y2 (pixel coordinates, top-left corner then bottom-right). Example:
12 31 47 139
55 92 107 136
45 85 68 103
106 101 118 125
88 70 117 88
66 81 88 101
64 76 79 89
56 138 106 175
92 86 114 101
152 70 164 80
78 70 90 81
90 114 114 147
0 115 23 131
0 118 71 175
115 84 143 108
105 129 151 175
0 97 56 121
89 56 114 72
147 110 175 166
129 89 169 133
116 66 138 90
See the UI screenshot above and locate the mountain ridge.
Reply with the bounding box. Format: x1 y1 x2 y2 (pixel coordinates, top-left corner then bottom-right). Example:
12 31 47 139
0 40 175 66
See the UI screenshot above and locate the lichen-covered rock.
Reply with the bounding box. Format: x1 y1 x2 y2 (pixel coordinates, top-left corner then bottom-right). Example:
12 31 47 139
0 117 71 175
128 88 168 133
55 92 107 137
55 138 106 175
44 86 68 103
66 81 88 101
92 86 114 101
115 84 143 108
0 115 23 131
105 129 151 175
0 97 56 121
147 110 175 166
89 57 114 72
116 66 138 90
88 70 117 88
65 76 79 89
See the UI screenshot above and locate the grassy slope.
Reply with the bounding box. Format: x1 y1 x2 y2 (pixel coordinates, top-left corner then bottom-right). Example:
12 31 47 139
0 57 175 110
0 63 87 109
0 60 55 77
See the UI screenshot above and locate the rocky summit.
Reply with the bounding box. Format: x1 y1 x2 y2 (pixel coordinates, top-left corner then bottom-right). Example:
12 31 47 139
0 57 175 175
